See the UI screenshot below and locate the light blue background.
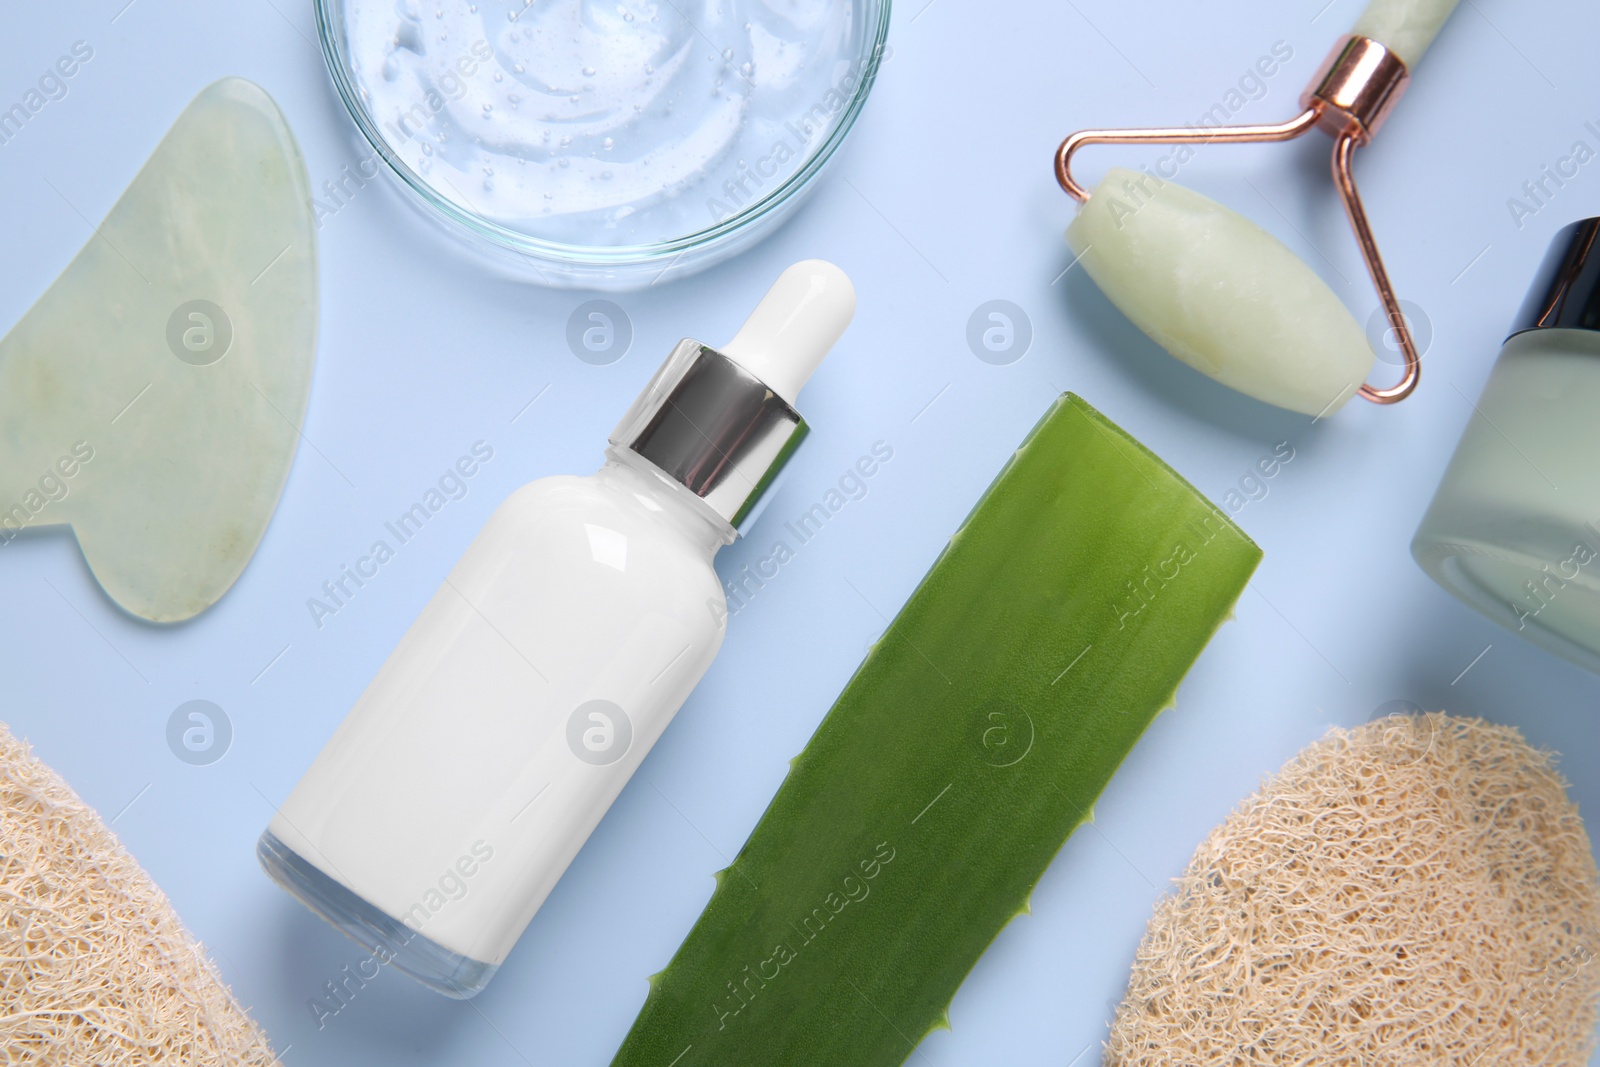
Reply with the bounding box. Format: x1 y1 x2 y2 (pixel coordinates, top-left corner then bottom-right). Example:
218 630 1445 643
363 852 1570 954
2 0 1598 1063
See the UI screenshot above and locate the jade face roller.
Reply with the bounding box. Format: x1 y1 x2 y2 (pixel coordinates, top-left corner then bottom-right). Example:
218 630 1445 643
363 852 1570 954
1056 0 1461 417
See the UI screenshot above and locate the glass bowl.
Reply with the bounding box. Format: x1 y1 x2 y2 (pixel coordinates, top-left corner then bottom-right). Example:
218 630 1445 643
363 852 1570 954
313 0 890 289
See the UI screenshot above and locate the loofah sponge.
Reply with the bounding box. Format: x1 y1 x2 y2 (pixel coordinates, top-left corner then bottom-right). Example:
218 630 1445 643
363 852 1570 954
0 722 280 1065
1106 712 1600 1066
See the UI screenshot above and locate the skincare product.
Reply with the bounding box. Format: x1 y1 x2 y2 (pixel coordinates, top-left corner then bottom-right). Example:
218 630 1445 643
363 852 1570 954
611 394 1261 1067
260 260 855 998
1056 0 1463 415
1414 219 1600 673
314 0 889 287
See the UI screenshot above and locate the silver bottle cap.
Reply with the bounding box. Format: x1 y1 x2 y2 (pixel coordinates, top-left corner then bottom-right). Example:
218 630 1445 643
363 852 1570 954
609 260 855 532
610 339 808 530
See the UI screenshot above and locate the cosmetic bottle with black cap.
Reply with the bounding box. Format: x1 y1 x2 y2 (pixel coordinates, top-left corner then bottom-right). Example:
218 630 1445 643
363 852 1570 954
1414 219 1600 673
259 260 855 998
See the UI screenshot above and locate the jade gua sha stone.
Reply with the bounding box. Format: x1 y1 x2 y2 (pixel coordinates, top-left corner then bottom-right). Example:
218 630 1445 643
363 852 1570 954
610 393 1262 1067
0 78 316 622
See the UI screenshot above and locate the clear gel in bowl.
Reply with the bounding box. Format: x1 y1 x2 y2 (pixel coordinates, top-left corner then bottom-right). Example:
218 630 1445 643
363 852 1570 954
315 0 890 288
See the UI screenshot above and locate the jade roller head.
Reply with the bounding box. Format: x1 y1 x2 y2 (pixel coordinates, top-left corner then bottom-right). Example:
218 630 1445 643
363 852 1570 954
1057 0 1461 417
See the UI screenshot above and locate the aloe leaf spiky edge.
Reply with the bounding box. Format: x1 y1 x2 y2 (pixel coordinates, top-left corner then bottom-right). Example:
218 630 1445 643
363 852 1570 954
611 393 1262 1067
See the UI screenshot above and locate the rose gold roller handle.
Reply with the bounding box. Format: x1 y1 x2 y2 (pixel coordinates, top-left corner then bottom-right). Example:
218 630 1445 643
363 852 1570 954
1306 35 1419 404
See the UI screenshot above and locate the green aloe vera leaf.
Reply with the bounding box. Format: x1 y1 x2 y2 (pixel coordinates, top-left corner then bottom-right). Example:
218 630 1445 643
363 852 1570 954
611 392 1261 1067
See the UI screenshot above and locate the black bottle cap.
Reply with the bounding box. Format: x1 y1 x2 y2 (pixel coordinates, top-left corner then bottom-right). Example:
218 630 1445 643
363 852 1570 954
1509 218 1600 339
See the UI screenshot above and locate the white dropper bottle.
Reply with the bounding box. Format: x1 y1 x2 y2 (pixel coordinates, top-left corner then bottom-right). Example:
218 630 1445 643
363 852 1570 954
260 261 855 998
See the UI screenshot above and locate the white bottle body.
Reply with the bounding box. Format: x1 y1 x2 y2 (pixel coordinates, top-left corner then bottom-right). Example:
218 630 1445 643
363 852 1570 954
269 455 728 969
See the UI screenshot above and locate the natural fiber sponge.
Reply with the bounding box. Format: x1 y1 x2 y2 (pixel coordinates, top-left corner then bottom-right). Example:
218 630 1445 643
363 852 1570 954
1106 713 1600 1066
0 723 279 1065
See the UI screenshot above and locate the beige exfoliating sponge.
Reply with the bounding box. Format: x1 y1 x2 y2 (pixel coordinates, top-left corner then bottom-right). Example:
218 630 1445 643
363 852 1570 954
0 722 280 1065
1106 713 1600 1066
